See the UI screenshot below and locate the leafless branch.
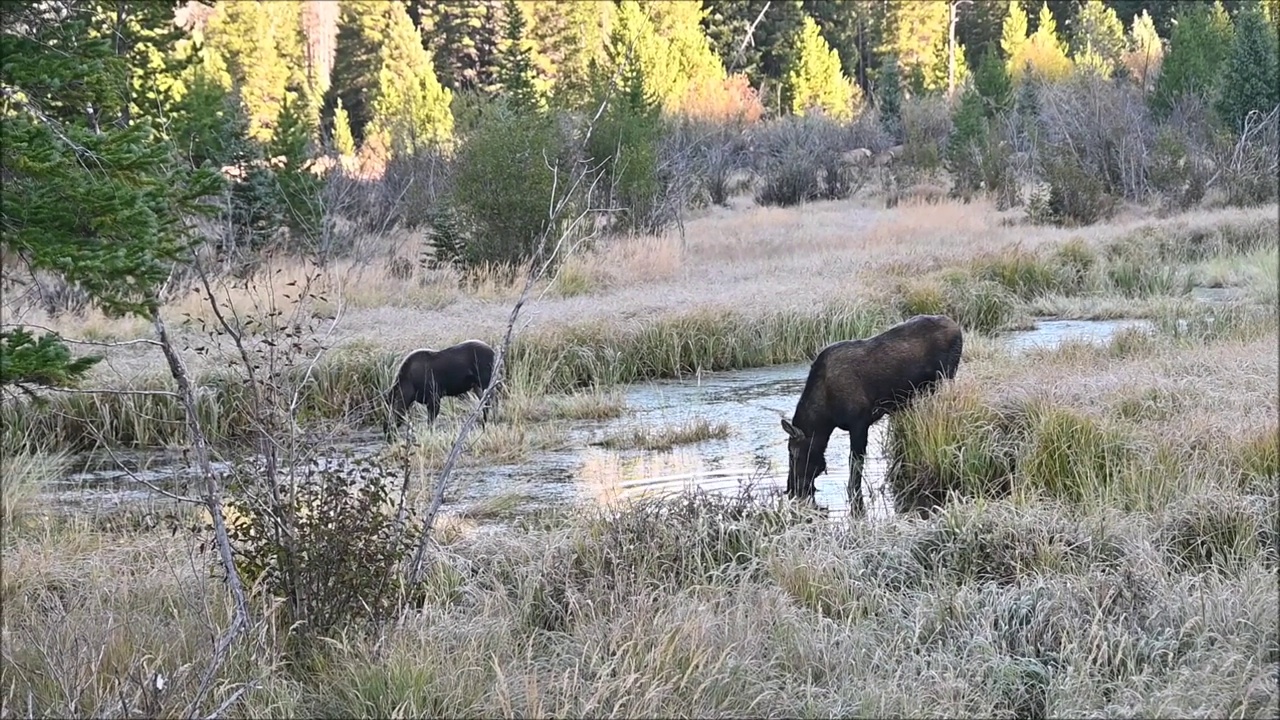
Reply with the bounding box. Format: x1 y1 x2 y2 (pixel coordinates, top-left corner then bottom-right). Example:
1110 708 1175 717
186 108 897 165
151 308 250 720
0 322 162 349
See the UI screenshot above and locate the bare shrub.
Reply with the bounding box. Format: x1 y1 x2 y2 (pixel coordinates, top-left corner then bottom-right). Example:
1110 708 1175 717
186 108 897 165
1037 73 1156 202
678 119 753 207
898 95 954 175
1213 105 1280 208
751 114 850 206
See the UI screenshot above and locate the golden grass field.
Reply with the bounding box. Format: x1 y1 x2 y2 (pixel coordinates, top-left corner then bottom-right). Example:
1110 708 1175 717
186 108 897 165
3 191 1278 718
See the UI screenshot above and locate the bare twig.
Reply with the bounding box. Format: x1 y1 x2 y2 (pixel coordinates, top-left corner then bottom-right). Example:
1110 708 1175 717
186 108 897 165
727 1 771 76
0 322 161 348
151 309 250 720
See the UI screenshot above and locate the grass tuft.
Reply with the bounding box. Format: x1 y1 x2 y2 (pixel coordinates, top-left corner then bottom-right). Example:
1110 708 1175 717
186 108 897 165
596 418 732 452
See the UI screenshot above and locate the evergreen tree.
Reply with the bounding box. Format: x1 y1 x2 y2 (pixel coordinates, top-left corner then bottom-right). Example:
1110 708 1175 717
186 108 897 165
496 0 543 113
415 1 505 94
603 1 726 115
168 62 256 170
702 0 805 94
785 14 860 119
332 98 356 157
1001 0 1030 70
802 0 863 81
202 0 307 144
1151 2 1236 117
324 0 391 146
1122 9 1164 93
367 2 454 157
1215 6 1280 132
525 0 613 109
300 0 340 126
877 53 903 139
269 88 322 241
955 0 1009 70
1009 2 1073 82
1071 0 1127 77
946 85 987 197
649 1 731 114
881 1 953 94
1 2 222 389
973 44 1013 117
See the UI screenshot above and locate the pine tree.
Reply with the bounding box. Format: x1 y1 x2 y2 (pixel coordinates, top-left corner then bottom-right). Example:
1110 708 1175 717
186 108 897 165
946 85 987 198
1215 6 1280 132
1010 2 1073 82
324 0 391 147
1071 0 1126 77
1122 10 1163 93
702 0 805 94
801 0 862 81
1151 2 1236 117
332 99 356 157
525 0 612 109
1001 0 1030 71
269 88 322 241
497 0 543 113
877 53 903 138
1 1 222 389
300 0 340 126
881 1 952 94
785 14 859 119
367 3 454 158
649 1 731 115
973 44 1013 117
202 0 307 144
416 1 504 94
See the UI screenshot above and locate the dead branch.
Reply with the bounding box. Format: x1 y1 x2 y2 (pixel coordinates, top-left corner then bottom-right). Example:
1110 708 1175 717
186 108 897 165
151 309 250 720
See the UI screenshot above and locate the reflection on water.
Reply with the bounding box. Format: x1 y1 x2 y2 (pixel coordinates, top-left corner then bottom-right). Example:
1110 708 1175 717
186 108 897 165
50 318 1154 520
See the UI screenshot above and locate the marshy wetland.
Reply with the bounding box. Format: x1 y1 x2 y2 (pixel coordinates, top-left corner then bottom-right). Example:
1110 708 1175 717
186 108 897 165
5 197 1278 718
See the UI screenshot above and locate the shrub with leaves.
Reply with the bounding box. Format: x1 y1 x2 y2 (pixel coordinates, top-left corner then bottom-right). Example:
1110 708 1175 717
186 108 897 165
587 65 674 235
1149 126 1208 212
223 452 419 638
438 99 579 270
1035 146 1117 226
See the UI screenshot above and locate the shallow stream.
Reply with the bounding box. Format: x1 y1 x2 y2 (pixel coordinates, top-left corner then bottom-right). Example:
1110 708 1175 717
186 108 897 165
48 319 1153 520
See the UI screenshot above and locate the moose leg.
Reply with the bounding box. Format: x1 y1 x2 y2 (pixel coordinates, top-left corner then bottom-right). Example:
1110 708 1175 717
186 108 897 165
471 384 491 426
847 424 870 517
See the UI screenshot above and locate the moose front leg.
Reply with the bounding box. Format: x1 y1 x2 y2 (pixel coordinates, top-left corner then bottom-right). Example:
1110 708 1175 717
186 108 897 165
847 424 869 517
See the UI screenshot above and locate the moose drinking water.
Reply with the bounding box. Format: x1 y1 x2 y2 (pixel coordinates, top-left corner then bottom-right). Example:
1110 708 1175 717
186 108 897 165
384 339 500 441
779 314 963 515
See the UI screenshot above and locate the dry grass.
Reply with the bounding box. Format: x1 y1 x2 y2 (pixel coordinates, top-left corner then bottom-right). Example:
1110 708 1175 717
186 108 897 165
6 195 1278 719
13 199 1272 387
596 417 733 452
4 489 1275 718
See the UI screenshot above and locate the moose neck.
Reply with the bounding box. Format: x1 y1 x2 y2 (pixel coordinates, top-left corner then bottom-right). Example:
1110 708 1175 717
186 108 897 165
793 400 834 457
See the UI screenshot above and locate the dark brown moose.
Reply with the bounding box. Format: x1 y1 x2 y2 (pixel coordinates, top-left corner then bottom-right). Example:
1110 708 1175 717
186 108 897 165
384 339 499 440
780 314 963 515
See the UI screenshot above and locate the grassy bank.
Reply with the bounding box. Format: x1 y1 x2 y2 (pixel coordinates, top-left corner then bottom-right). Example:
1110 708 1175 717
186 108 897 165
3 484 1275 718
3 210 1275 456
5 202 1276 717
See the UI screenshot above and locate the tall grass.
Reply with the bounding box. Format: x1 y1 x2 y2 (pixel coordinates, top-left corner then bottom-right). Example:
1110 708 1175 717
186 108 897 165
5 489 1275 718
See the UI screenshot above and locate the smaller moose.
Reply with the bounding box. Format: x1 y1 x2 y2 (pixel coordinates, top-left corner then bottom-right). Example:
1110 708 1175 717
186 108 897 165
384 339 500 441
780 314 963 515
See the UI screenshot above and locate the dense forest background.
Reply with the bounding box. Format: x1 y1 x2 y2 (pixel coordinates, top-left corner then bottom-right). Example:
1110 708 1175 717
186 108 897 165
2 0 1278 388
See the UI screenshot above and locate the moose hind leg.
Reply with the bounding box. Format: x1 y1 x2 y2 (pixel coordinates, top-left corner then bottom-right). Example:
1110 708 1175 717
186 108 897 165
847 424 870 517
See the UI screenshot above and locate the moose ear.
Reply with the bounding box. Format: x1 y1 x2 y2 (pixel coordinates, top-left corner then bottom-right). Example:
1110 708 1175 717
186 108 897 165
781 417 804 440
